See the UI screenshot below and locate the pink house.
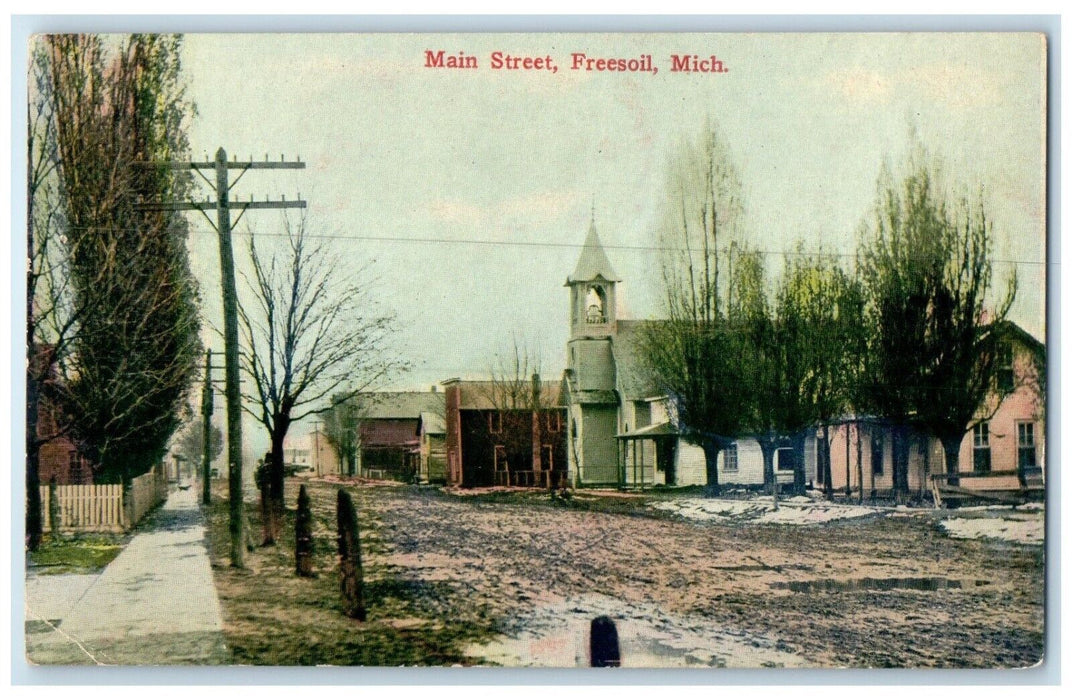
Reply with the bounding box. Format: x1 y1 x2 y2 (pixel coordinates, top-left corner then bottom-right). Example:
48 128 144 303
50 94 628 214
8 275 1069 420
822 322 1045 501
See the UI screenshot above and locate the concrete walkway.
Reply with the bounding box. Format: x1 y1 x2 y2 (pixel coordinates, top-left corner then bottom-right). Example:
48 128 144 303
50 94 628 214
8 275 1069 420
25 487 228 665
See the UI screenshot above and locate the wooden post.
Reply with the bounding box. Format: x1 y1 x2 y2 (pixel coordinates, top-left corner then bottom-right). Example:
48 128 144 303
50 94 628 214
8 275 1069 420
590 616 621 667
337 489 366 620
295 485 314 577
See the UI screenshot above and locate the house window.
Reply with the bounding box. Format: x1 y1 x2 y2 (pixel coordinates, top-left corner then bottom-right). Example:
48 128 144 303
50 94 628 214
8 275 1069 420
996 343 1015 394
871 431 884 475
494 445 508 472
1018 422 1037 469
68 450 81 480
488 413 502 434
545 412 561 433
723 444 738 472
775 447 794 472
541 445 554 471
973 423 992 473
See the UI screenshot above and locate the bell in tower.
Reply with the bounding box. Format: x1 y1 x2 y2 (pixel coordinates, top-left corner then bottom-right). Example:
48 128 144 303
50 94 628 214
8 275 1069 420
565 218 620 339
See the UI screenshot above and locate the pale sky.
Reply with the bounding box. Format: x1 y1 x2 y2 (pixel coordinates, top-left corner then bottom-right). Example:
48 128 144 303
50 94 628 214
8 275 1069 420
177 32 1047 441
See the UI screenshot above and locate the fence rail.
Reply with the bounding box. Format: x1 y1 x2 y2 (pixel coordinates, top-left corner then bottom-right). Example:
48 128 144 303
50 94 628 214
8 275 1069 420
40 465 168 533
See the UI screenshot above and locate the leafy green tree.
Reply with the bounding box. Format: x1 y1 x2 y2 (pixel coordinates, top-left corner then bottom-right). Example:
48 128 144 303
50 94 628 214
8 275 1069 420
778 248 867 498
37 34 201 487
859 150 1016 499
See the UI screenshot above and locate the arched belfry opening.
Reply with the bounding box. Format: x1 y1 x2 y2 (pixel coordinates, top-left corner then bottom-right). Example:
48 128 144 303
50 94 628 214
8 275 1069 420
586 285 607 324
565 219 620 339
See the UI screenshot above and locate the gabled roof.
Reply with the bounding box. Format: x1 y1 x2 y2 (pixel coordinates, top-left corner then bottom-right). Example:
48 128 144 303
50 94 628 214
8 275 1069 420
351 392 443 420
417 411 446 435
567 221 620 283
611 320 663 399
445 379 566 410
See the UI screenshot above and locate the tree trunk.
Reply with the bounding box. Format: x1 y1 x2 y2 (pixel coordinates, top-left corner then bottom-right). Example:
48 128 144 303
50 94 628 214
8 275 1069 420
940 434 962 489
25 374 43 550
295 484 314 577
758 438 776 495
820 424 834 500
48 476 61 535
791 431 807 496
855 423 864 504
891 423 911 505
701 438 722 497
267 418 290 543
337 489 366 621
259 472 273 546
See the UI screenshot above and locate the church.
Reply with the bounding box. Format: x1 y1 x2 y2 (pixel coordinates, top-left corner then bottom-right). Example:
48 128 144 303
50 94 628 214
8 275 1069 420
561 221 709 489
560 220 817 491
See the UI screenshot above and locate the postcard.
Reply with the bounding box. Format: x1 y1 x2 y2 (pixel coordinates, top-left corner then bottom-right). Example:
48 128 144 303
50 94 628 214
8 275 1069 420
23 30 1047 670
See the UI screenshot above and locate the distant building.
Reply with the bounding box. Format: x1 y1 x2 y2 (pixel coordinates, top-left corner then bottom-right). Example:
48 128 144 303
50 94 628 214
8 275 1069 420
351 392 443 481
281 427 338 477
417 410 447 484
443 378 568 488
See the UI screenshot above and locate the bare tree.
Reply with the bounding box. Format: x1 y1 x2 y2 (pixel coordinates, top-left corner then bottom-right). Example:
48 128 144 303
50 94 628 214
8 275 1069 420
239 212 402 544
640 122 752 496
473 337 551 487
321 393 373 477
174 417 224 466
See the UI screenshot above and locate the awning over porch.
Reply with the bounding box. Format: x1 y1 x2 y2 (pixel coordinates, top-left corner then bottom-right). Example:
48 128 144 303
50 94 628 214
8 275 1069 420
616 421 678 440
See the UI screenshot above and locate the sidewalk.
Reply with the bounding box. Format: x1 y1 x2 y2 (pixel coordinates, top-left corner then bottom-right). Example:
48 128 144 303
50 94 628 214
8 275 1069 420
25 487 229 665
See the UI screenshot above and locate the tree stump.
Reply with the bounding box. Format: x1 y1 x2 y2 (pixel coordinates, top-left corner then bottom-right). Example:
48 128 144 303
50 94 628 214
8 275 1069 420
295 484 315 577
590 615 621 667
337 489 366 621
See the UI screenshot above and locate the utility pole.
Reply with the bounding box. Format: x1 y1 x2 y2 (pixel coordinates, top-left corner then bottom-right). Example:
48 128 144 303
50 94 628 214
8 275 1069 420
201 349 214 506
140 148 305 568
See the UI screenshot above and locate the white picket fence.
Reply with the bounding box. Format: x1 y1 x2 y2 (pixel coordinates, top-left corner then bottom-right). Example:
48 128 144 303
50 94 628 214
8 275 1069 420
40 466 168 533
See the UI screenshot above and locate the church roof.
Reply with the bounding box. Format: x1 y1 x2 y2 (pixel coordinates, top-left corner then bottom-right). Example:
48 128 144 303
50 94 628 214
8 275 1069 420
611 320 664 399
568 221 621 283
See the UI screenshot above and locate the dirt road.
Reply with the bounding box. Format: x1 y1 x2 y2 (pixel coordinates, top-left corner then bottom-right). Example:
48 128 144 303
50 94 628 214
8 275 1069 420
209 479 1043 668
359 484 1044 668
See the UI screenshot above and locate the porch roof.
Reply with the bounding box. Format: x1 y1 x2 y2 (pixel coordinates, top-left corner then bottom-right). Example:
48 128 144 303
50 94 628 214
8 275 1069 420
616 421 679 440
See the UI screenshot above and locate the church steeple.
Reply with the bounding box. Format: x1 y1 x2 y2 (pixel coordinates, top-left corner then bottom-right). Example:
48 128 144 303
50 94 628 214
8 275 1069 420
568 219 621 284
566 218 619 339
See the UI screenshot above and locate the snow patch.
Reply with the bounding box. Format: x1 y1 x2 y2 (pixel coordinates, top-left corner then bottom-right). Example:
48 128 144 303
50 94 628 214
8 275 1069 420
940 512 1043 546
651 497 885 525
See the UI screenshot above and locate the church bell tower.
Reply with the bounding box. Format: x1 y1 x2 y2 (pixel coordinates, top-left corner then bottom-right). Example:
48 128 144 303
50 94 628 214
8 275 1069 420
566 219 620 339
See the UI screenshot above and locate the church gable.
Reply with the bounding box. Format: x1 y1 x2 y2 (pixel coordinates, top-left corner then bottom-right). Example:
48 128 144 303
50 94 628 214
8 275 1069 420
611 320 663 400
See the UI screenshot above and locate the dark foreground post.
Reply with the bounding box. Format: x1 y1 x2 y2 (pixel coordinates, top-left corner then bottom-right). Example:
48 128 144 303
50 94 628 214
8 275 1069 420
337 489 366 620
295 485 314 577
590 616 621 667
